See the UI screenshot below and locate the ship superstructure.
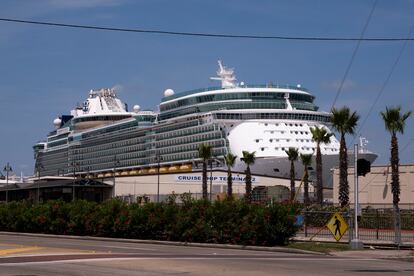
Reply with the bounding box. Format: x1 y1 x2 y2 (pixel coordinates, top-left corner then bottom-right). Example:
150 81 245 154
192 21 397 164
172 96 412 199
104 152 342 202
34 61 377 189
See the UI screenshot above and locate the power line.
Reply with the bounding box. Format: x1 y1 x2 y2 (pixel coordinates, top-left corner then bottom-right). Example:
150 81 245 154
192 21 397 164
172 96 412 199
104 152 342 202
1 17 414 42
352 24 414 145
330 0 378 109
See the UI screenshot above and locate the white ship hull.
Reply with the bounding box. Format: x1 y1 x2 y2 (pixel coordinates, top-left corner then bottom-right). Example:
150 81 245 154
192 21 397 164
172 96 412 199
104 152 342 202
230 151 377 188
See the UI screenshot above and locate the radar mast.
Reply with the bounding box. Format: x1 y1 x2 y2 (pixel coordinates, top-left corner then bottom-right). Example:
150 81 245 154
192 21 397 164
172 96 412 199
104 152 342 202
210 60 237 88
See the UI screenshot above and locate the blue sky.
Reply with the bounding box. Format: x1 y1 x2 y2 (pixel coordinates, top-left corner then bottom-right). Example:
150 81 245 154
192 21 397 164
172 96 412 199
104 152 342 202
0 0 413 176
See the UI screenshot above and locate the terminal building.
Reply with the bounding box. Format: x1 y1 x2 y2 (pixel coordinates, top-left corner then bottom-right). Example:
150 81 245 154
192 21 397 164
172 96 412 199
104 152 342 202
332 164 414 207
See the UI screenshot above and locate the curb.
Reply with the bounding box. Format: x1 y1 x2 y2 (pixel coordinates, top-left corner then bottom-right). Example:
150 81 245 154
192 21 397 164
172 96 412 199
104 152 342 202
293 236 414 249
0 231 324 255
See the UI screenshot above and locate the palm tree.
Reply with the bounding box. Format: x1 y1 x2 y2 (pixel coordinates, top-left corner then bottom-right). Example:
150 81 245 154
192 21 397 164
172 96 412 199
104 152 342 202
331 106 359 207
224 152 237 199
310 126 333 204
380 106 411 245
198 143 212 200
241 151 256 203
285 147 299 201
300 153 313 205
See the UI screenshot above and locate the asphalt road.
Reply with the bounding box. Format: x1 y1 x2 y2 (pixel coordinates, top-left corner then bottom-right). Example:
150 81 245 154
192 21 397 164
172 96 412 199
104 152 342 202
0 233 413 275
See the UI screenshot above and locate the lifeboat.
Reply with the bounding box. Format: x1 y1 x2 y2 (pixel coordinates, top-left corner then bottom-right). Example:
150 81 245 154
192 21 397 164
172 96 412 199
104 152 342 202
129 169 139 175
138 169 148 175
179 164 192 172
168 166 179 172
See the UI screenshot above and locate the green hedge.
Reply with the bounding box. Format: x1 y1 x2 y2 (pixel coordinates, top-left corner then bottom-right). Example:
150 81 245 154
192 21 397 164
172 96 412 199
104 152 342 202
0 198 299 246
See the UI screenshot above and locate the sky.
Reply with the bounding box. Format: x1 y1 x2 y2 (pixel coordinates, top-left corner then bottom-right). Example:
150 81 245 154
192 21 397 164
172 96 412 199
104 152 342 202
0 0 413 177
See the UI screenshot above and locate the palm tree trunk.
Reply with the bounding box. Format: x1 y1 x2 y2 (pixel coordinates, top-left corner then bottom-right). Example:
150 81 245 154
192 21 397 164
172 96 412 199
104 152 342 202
391 133 401 245
304 168 309 206
339 132 349 207
290 161 295 201
245 166 252 203
227 167 233 199
316 142 323 204
202 160 208 200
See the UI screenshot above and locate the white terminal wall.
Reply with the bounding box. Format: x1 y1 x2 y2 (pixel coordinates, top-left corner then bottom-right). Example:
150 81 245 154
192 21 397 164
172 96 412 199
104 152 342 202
333 164 414 206
102 170 309 199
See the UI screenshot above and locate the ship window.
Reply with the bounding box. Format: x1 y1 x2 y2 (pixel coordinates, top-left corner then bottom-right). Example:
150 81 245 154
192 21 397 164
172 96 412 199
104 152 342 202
255 139 259 143
265 123 268 126
276 139 280 142
275 123 279 126
270 131 274 134
295 131 298 134
295 124 298 127
269 139 273 142
273 168 280 172
261 148 265 151
281 147 285 151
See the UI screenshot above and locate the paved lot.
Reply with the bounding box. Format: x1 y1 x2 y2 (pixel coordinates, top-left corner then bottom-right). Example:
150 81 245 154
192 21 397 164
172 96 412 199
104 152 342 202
0 233 413 275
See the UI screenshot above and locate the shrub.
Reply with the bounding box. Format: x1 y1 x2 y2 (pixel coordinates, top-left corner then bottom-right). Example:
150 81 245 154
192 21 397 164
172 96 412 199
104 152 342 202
0 198 299 246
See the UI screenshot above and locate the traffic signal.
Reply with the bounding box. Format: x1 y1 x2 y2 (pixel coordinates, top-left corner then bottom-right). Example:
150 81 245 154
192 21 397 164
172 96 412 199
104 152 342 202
357 159 371 176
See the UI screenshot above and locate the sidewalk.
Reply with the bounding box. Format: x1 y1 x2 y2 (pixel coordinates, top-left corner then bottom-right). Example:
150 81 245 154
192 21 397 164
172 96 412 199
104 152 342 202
331 249 413 260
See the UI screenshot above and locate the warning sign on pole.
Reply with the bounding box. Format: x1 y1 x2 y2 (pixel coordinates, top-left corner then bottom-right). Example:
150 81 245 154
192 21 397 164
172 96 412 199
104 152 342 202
326 212 348 241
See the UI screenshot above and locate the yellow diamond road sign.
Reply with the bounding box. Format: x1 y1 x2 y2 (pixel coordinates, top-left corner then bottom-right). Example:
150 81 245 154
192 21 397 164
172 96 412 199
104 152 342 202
326 212 348 241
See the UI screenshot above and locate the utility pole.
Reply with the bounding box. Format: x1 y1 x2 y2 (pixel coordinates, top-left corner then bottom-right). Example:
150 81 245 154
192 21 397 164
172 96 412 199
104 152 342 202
350 144 363 249
3 163 12 202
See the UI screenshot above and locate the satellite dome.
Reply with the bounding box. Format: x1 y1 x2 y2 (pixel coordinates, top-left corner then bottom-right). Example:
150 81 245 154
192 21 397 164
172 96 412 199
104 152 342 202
164 89 175 97
53 117 62 128
133 105 141 113
297 84 301 88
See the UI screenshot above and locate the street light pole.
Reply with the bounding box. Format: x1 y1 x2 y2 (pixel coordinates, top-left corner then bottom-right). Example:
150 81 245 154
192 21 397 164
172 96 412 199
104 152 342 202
36 164 44 203
3 163 12 203
113 156 119 199
72 161 78 202
156 152 162 203
209 159 213 201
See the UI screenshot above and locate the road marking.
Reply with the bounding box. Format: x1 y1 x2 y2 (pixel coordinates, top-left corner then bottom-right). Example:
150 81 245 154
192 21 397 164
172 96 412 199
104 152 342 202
98 245 157 251
0 246 43 256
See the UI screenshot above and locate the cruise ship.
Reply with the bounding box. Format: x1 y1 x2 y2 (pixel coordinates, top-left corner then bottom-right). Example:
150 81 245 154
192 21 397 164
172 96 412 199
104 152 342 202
33 61 377 192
